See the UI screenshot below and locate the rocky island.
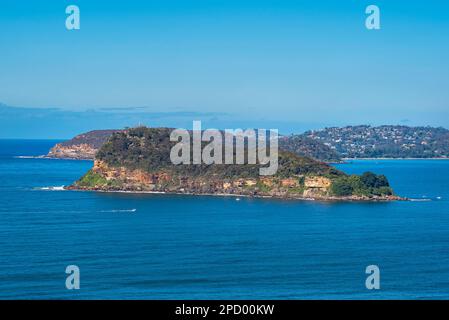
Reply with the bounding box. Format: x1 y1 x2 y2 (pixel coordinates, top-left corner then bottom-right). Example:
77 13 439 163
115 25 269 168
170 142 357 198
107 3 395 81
67 127 403 201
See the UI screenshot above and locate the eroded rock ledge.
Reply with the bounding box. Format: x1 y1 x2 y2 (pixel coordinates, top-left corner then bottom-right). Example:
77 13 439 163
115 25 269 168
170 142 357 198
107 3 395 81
46 130 121 160
67 160 404 202
47 143 98 160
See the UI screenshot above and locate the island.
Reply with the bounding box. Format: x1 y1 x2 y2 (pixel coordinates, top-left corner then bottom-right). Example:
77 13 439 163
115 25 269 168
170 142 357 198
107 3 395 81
67 127 403 201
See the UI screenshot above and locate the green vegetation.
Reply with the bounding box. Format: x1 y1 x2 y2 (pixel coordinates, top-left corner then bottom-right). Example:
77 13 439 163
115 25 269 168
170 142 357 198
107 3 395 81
279 135 341 162
330 172 393 197
95 127 344 179
76 170 108 187
76 170 125 188
287 185 306 195
255 181 271 193
302 125 449 158
59 129 121 149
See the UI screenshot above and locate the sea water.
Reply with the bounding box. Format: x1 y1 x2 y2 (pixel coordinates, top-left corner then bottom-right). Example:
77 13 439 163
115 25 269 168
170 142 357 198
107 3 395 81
0 140 448 299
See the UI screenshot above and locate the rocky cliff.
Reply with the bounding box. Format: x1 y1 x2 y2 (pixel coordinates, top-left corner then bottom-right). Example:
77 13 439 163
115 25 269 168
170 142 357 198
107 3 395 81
46 130 121 160
47 143 98 160
69 159 401 201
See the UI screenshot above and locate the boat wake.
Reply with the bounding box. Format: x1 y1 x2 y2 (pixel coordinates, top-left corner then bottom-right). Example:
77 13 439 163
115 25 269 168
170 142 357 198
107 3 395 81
14 155 45 159
100 209 137 213
408 195 445 202
35 186 65 191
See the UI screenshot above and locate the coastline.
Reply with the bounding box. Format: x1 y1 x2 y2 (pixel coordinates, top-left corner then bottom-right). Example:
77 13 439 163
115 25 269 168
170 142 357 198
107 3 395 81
32 154 449 162
65 186 407 202
15 155 93 161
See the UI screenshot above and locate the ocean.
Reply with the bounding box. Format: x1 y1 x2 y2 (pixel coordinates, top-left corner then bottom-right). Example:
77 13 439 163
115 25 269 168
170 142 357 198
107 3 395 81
0 139 448 299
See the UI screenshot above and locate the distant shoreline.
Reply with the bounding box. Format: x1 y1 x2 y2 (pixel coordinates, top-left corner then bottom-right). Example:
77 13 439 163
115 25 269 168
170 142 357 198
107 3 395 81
342 157 449 160
14 155 449 162
14 155 92 161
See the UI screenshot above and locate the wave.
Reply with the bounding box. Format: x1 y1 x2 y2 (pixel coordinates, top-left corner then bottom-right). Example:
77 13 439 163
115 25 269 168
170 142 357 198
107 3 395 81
409 198 432 202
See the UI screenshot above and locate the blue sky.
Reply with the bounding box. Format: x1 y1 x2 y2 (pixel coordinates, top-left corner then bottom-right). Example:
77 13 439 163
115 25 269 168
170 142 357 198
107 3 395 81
0 0 449 138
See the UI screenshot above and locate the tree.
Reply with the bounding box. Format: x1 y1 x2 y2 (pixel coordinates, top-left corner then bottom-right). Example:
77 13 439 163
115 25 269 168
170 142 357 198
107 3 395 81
331 177 353 196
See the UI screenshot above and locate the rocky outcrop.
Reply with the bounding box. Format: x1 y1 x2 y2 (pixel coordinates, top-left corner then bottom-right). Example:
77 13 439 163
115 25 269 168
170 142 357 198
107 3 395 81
69 161 405 201
47 143 98 160
46 130 121 160
304 176 332 188
92 160 170 190
281 178 300 188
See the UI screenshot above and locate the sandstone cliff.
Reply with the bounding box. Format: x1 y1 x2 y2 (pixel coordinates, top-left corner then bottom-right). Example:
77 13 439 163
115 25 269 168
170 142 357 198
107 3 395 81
69 160 402 201
47 143 98 160
46 130 121 160
71 160 331 198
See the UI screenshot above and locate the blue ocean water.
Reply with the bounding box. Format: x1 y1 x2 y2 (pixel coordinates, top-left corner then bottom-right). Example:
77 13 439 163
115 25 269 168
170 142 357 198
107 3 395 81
0 140 449 299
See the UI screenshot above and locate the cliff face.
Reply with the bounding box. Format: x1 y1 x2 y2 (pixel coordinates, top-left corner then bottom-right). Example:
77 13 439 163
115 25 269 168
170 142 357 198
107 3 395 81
47 143 98 160
92 160 170 187
46 130 121 160
72 160 334 198
70 160 402 201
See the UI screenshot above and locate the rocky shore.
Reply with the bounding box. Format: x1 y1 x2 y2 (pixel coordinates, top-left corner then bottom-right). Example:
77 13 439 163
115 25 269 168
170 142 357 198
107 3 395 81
66 160 406 202
66 186 405 202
